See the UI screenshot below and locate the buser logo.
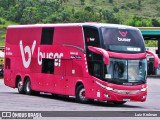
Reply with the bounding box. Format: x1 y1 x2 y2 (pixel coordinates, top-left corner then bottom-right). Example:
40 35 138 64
19 40 63 68
119 31 128 37
118 31 131 42
19 40 36 68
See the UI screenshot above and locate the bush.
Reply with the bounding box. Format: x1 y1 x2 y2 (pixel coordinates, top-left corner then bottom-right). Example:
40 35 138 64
113 7 119 13
152 19 160 27
145 40 158 47
0 19 5 25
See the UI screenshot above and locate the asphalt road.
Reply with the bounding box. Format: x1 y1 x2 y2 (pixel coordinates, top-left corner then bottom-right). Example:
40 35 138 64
0 77 160 120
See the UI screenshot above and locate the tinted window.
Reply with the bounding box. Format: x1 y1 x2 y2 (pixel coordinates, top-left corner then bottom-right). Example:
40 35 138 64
88 61 102 79
42 58 54 74
5 58 10 69
101 27 145 53
83 27 103 77
83 27 100 47
83 27 102 61
41 28 54 45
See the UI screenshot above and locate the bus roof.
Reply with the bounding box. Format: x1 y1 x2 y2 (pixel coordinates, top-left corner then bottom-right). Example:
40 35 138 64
8 23 137 30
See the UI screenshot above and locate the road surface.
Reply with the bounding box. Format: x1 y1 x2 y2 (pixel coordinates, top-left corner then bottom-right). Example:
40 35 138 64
0 77 160 120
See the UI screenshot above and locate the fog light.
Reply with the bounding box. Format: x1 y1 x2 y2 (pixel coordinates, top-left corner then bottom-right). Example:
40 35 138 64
104 94 111 98
142 95 146 99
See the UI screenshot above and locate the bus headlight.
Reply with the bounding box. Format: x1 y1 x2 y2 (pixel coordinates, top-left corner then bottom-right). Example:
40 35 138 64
141 87 147 92
105 86 113 91
96 81 113 91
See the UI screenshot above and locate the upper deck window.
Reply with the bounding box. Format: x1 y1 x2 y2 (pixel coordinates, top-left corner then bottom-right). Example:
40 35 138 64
41 28 54 45
101 27 145 53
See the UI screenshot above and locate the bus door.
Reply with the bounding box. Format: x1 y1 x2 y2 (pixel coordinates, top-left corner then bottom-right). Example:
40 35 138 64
62 59 73 95
53 59 72 95
41 58 55 92
83 26 103 96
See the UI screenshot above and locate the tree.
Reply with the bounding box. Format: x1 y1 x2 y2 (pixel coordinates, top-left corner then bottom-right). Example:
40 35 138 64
80 0 85 5
138 0 142 6
113 7 119 13
152 19 160 27
91 0 96 2
85 6 94 14
108 0 113 3
21 7 39 24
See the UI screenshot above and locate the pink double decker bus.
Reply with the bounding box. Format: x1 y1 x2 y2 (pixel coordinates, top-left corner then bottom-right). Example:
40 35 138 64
4 23 159 105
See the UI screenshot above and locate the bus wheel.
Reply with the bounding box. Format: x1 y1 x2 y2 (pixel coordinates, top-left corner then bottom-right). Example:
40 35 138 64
24 78 33 95
51 93 58 98
76 85 89 104
17 78 24 94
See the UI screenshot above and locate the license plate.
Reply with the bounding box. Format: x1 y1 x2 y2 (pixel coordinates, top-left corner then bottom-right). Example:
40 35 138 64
123 98 130 101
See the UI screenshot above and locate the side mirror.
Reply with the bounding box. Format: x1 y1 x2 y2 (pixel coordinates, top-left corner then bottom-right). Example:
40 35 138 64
146 51 159 68
88 46 109 65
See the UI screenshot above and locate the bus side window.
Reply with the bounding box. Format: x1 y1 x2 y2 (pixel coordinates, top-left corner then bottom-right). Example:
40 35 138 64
83 27 100 48
83 27 102 77
5 58 10 69
42 58 54 74
41 28 54 45
83 26 101 61
88 61 102 78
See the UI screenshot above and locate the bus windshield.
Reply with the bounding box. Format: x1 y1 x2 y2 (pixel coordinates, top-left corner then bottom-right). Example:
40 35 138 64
101 27 145 53
104 58 147 85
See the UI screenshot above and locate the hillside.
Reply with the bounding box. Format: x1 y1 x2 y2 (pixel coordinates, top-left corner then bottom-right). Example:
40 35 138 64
0 0 160 46
0 18 18 46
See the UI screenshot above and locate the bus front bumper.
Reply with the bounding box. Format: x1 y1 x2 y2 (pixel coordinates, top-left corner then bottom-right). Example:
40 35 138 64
94 89 147 102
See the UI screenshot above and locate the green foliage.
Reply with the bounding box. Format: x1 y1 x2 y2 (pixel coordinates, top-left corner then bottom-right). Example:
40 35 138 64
108 0 113 3
152 19 160 27
0 0 159 47
126 16 153 27
138 0 142 6
80 0 85 5
91 0 96 2
145 40 158 47
113 7 119 13
0 18 5 25
0 0 159 26
0 17 18 46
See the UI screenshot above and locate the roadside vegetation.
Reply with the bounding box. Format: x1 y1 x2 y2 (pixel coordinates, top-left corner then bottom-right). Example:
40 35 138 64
0 0 160 46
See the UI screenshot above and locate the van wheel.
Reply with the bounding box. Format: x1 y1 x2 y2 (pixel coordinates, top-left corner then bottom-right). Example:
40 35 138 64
76 85 89 104
24 78 33 95
17 78 24 94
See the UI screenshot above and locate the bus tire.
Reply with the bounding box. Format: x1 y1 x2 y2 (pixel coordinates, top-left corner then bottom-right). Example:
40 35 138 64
24 78 33 95
51 93 58 98
76 85 90 104
17 77 24 94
